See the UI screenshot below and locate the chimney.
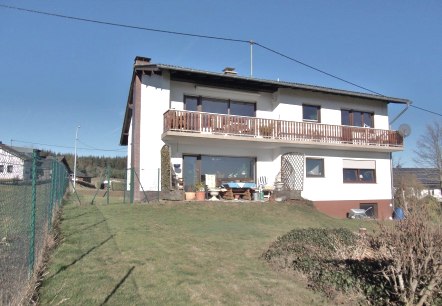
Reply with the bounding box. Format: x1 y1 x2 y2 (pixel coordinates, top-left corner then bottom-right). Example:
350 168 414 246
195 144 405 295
223 67 237 75
134 56 151 66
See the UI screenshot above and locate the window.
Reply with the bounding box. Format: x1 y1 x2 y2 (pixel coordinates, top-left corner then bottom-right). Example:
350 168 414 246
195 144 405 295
360 203 378 218
303 104 320 122
341 109 373 127
0 165 4 173
306 158 324 177
184 96 198 111
184 96 255 116
230 101 255 117
343 169 376 183
7 165 13 173
183 154 256 191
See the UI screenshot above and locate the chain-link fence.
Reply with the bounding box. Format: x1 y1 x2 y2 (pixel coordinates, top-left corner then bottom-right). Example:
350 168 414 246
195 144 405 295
0 149 68 305
70 166 130 205
70 166 163 205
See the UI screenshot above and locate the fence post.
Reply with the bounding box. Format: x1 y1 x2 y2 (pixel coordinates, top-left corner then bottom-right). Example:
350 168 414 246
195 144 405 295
123 168 126 204
48 159 56 231
56 162 60 207
157 168 160 201
106 163 110 205
130 167 134 204
28 150 37 278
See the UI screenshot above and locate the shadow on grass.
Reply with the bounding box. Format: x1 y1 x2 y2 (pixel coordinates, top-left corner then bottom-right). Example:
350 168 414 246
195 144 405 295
100 266 135 305
61 211 91 221
47 235 114 280
64 219 107 238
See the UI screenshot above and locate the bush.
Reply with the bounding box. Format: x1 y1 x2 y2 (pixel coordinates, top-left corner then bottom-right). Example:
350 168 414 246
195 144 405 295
262 228 380 302
263 199 442 305
370 199 442 305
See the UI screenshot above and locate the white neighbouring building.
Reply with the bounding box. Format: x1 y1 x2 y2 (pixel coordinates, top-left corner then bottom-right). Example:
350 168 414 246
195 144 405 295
120 56 410 219
0 144 32 180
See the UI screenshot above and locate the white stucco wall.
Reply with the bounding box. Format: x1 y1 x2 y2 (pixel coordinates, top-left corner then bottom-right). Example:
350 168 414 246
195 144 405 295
126 118 132 190
169 82 388 129
295 149 392 201
138 72 171 191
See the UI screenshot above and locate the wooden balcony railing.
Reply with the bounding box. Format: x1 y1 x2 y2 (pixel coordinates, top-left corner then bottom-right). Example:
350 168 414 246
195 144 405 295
163 110 403 148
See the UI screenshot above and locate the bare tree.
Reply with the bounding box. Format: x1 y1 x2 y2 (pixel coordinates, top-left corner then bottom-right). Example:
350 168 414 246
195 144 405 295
372 199 442 305
414 121 442 189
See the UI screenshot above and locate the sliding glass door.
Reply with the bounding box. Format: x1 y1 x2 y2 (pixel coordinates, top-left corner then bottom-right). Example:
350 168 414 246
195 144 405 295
183 154 256 189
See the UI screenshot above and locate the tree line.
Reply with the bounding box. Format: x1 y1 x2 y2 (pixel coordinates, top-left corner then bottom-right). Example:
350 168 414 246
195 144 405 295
58 154 127 178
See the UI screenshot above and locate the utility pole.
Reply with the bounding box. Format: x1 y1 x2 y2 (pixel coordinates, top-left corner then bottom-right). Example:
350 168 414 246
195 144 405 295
73 125 80 189
250 40 254 77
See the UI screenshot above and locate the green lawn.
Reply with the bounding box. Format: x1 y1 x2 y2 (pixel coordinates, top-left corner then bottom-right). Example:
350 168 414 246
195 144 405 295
39 196 371 305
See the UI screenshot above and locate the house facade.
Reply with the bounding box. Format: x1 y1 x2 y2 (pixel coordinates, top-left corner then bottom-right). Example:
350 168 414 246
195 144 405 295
120 56 410 219
0 144 32 180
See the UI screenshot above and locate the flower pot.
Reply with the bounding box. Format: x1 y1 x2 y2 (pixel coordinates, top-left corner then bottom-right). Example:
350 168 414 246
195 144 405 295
185 192 196 201
195 191 205 201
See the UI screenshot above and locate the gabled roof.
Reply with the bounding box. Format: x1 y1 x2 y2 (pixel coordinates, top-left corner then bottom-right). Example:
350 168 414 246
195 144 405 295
120 56 411 145
0 144 31 161
393 168 441 189
57 156 73 174
149 63 411 104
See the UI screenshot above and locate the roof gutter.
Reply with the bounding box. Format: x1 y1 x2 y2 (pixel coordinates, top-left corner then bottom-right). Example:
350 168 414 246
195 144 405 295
389 100 412 126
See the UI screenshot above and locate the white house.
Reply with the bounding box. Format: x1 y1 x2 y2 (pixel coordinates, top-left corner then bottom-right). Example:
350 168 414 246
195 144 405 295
120 56 410 219
393 168 442 202
0 144 32 180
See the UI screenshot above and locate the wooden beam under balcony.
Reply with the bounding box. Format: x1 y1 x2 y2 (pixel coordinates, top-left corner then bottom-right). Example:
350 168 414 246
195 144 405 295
162 110 404 151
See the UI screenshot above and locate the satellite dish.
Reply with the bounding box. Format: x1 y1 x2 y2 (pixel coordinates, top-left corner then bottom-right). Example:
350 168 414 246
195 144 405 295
398 123 411 137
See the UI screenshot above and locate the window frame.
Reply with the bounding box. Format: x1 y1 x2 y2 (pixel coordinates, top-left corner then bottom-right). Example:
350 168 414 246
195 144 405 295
306 158 325 178
302 104 321 122
183 154 257 188
360 203 378 218
343 168 376 183
341 109 374 127
184 95 256 117
7 165 13 173
0 164 4 173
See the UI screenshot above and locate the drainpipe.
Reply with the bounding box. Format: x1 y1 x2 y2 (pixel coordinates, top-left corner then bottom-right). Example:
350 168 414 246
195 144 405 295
389 101 411 218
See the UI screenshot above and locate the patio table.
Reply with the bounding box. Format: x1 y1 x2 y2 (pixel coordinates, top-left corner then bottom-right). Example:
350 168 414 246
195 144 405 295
222 182 257 189
221 182 257 199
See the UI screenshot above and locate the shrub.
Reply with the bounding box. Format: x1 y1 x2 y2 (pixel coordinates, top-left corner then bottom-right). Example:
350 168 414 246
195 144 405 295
263 228 393 304
370 199 442 305
263 199 442 305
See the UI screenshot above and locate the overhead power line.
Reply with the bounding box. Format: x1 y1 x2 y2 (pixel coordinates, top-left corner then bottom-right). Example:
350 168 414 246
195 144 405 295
410 105 442 117
1 3 441 118
11 139 126 152
0 4 248 44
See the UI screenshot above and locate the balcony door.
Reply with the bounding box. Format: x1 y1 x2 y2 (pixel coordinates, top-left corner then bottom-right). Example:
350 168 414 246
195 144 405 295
184 96 255 116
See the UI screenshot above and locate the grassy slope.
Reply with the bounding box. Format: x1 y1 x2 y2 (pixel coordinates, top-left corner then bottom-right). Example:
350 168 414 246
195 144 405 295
39 198 371 305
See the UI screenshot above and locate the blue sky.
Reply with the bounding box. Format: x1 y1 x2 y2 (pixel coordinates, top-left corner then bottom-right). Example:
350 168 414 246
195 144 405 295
0 1 441 163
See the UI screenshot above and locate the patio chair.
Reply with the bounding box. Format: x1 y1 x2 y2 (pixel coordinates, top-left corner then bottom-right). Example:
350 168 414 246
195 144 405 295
257 176 268 200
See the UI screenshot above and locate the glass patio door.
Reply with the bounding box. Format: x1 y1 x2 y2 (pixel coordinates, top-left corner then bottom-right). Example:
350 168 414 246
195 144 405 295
183 155 198 192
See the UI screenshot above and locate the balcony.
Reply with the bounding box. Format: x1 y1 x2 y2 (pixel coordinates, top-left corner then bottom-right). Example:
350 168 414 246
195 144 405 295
162 110 403 151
